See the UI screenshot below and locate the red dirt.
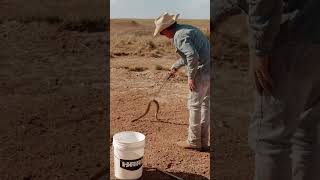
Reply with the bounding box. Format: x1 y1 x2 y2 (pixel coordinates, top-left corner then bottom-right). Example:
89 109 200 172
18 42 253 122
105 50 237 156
110 56 210 179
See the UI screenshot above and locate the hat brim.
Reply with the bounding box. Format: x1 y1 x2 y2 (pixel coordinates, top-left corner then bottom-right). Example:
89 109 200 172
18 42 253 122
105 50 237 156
153 25 170 37
153 26 161 37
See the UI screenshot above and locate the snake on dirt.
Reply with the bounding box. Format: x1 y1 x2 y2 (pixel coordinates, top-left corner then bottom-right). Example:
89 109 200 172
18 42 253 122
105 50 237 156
131 99 160 122
130 74 174 123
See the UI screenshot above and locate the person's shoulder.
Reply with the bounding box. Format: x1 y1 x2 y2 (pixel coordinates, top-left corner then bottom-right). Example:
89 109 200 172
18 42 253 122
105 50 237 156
177 24 198 32
174 24 193 39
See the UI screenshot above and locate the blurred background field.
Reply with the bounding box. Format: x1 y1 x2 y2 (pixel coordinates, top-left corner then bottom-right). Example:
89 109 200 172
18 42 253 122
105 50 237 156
110 19 209 58
0 0 108 32
0 0 107 20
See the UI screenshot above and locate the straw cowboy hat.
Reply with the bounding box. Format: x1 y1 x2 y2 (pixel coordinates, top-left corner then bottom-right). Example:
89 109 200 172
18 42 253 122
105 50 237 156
153 12 179 37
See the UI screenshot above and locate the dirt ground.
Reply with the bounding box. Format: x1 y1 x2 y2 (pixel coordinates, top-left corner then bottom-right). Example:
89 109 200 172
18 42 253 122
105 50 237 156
109 19 210 179
0 20 108 179
212 15 255 179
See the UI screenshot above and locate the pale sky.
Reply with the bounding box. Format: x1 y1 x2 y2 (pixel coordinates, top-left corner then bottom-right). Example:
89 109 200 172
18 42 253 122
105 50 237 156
110 0 210 19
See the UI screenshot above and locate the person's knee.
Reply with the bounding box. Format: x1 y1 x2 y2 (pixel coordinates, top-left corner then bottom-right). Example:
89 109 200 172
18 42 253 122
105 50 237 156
188 99 202 110
201 100 209 109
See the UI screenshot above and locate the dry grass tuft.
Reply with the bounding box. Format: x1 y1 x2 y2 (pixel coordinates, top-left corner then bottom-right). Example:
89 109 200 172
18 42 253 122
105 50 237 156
130 20 139 26
111 31 174 57
129 67 148 72
154 65 170 71
145 40 156 50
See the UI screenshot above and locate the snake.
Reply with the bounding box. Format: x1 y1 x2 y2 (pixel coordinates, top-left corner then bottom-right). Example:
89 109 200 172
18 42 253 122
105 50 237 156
130 74 173 123
131 99 160 122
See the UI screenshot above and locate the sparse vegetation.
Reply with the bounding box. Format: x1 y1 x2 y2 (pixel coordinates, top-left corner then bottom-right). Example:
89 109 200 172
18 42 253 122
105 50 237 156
0 0 107 32
145 40 156 50
204 28 210 39
130 20 139 26
129 67 148 72
61 17 107 32
110 19 209 58
155 65 169 71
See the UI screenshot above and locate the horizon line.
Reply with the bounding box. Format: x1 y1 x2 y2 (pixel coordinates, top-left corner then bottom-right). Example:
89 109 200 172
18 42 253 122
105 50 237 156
110 17 210 20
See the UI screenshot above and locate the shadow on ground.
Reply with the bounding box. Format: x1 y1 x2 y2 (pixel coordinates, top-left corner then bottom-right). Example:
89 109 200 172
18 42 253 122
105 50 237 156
139 167 208 180
92 167 209 180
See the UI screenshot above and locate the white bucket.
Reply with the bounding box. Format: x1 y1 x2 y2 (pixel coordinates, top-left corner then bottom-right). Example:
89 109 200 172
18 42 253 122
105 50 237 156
113 131 145 180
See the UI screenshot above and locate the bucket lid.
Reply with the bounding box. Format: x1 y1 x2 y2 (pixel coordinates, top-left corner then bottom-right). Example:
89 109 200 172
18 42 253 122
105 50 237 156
113 131 145 144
